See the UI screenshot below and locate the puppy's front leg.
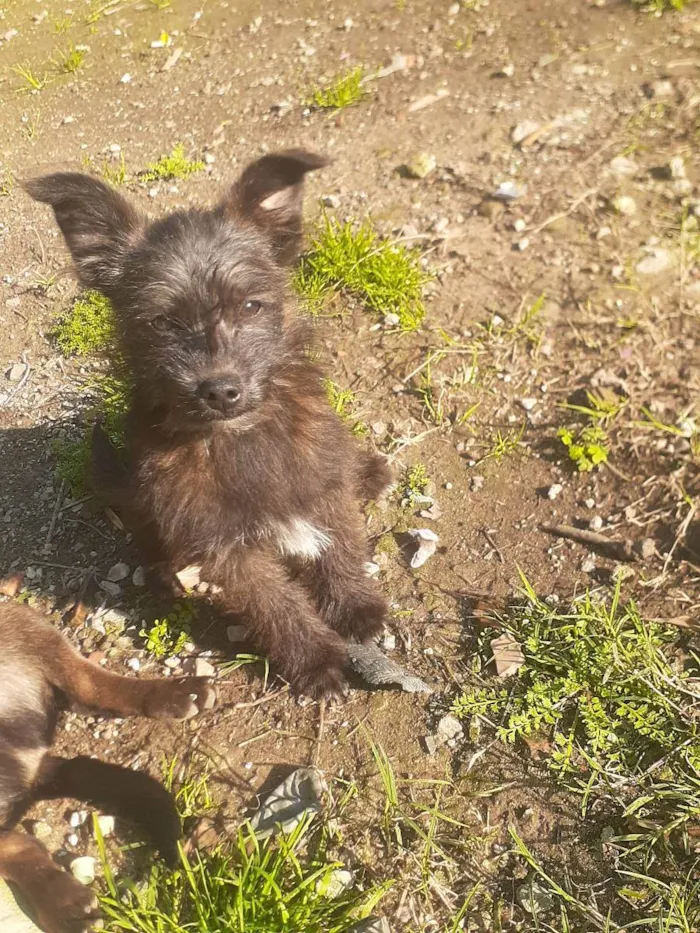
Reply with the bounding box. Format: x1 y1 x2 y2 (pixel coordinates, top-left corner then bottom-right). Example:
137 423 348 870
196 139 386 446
302 508 388 643
0 831 101 933
206 548 348 697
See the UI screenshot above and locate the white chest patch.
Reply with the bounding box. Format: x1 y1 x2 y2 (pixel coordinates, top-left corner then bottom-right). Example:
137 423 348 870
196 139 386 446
271 518 332 561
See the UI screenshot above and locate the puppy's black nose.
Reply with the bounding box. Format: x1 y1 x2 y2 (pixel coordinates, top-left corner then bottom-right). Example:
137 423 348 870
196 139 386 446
198 378 241 414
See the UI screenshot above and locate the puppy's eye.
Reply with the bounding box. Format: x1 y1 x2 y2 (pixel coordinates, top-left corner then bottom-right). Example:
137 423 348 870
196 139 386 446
242 299 262 317
151 315 178 333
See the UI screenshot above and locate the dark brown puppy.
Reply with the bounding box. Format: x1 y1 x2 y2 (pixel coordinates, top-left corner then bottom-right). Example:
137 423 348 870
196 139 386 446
26 151 392 697
0 601 215 933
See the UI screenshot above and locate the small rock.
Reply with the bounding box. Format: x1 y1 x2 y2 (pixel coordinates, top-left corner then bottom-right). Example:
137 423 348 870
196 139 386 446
381 632 396 652
596 225 612 240
69 810 88 829
581 559 596 573
227 624 247 643
436 713 463 744
669 156 686 180
126 658 141 672
608 155 638 177
589 516 604 531
183 657 216 678
512 120 541 145
408 528 439 568
497 63 515 77
420 502 443 521
107 561 129 583
99 579 121 598
492 180 526 201
132 566 146 587
317 868 355 898
448 1 460 14
70 856 96 886
7 362 27 382
322 194 340 209
164 657 181 669
477 199 505 219
383 312 401 328
371 421 386 436
517 880 554 915
585 497 596 509
648 79 674 99
517 237 530 251
270 99 292 116
119 72 132 84
365 561 381 576
95 815 115 837
404 152 437 179
513 217 527 233
634 537 656 560
547 483 563 500
520 397 537 411
66 833 79 847
636 248 672 275
613 195 637 216
471 475 485 492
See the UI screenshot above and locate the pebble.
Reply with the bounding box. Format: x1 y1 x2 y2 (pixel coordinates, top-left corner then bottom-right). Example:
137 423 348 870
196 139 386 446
7 362 27 382
513 217 527 233
634 537 656 560
119 72 132 84
132 566 146 587
492 180 526 201
517 237 530 251
547 483 563 500
69 810 88 829
70 856 96 885
381 632 396 652
126 657 141 672
649 79 674 98
636 248 672 275
517 880 554 915
608 155 638 177
471 475 485 492
99 579 121 598
322 194 340 209
512 120 541 145
107 561 130 583
183 657 216 677
317 868 355 898
585 497 596 509
520 397 537 411
436 713 463 744
404 152 437 179
95 815 115 837
581 559 596 573
613 195 637 216
32 821 52 839
589 516 604 531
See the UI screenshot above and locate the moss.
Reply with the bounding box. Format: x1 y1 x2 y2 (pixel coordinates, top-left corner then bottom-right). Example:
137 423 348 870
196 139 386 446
54 291 115 356
141 143 204 182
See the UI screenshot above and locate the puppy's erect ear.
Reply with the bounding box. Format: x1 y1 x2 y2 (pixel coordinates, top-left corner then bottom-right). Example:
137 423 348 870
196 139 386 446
227 149 328 263
24 173 143 289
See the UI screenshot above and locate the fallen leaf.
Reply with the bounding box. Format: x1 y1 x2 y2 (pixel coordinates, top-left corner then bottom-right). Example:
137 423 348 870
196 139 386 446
490 632 525 677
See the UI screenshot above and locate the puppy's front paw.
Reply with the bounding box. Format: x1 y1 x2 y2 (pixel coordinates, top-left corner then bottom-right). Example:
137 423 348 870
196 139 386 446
326 591 387 643
32 869 101 933
144 677 217 720
291 640 349 701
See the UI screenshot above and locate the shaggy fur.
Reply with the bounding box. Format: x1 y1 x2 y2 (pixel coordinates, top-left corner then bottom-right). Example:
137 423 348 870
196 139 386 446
26 151 393 698
0 602 215 933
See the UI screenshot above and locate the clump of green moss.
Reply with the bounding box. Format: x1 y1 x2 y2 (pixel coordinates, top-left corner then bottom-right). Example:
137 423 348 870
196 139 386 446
309 66 367 110
375 532 400 557
141 143 204 182
54 290 115 356
294 215 431 332
140 602 195 658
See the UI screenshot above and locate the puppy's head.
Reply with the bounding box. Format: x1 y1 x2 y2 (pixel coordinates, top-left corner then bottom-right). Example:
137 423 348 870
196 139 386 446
25 150 326 430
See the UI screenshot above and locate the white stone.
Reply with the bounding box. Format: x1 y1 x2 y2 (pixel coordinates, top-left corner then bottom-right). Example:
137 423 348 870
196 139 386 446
107 561 129 583
636 248 672 275
70 856 96 885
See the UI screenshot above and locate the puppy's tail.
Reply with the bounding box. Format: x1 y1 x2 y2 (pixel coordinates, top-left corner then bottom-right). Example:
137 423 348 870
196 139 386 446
34 755 181 864
91 419 128 509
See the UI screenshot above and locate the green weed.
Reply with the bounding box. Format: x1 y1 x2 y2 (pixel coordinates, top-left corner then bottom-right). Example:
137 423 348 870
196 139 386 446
558 424 609 472
324 380 367 436
399 462 431 504
631 0 689 12
0 172 14 197
162 756 214 820
294 215 431 331
559 389 627 427
141 143 204 183
140 602 195 659
102 153 128 186
54 291 115 356
55 43 85 74
97 815 388 933
52 435 92 497
53 16 74 34
482 425 525 463
12 63 49 92
309 66 366 111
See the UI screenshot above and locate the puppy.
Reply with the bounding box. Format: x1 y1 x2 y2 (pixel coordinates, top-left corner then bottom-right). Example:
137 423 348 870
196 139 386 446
26 151 392 697
0 601 215 933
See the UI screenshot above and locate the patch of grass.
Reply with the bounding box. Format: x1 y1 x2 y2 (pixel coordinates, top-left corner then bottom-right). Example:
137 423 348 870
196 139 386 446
483 424 525 463
295 215 431 332
324 379 368 436
55 43 85 74
162 755 214 821
140 601 195 659
309 66 366 111
636 405 700 459
97 815 388 933
141 143 205 183
53 16 74 34
12 63 49 92
102 153 128 186
0 172 14 197
631 0 689 12
559 388 627 427
54 290 115 356
558 424 609 472
52 435 92 497
399 462 431 504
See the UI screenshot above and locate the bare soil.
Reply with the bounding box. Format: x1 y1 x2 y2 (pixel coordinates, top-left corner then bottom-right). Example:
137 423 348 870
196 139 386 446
1 0 699 929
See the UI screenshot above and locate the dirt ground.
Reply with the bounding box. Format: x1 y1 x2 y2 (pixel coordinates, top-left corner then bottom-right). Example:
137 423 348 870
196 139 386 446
1 0 699 929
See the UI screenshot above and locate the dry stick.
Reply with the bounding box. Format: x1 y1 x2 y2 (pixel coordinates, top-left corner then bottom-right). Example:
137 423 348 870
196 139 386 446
526 187 598 236
540 523 636 562
481 528 504 564
45 479 67 550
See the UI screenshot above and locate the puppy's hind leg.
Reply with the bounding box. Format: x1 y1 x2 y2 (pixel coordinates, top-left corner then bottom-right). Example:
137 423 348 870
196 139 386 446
0 831 101 933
